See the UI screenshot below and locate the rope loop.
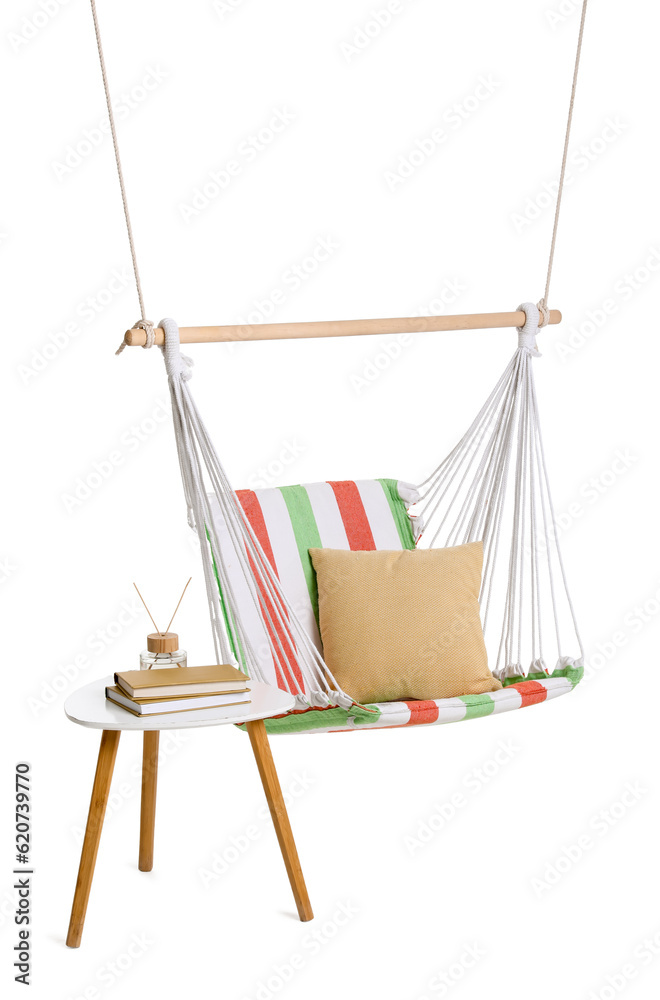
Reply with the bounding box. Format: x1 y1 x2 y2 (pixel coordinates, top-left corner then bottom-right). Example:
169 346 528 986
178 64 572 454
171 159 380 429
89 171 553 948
160 318 194 382
115 318 156 356
536 299 550 328
134 318 156 349
516 301 542 357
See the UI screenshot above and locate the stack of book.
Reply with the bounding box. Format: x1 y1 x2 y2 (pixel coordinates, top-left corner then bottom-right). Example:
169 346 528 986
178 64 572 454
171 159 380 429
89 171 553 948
105 664 251 717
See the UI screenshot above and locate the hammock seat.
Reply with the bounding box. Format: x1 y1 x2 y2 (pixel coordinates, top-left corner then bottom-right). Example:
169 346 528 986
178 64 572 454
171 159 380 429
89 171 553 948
159 307 584 736
208 477 583 735
248 673 582 735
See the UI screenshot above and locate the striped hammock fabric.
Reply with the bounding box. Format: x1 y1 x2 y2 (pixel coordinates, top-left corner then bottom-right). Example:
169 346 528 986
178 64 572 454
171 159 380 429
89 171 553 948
209 478 582 735
252 669 583 735
208 479 416 688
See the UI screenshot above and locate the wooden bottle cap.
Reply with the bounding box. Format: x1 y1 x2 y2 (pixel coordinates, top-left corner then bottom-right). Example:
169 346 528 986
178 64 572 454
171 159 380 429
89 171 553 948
147 632 180 654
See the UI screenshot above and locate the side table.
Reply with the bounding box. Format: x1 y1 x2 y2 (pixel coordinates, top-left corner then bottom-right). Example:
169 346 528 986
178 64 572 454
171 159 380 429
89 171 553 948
64 678 312 947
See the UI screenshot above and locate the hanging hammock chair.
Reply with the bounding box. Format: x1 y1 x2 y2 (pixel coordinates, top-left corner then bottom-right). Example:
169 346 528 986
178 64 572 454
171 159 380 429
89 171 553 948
88 0 589 735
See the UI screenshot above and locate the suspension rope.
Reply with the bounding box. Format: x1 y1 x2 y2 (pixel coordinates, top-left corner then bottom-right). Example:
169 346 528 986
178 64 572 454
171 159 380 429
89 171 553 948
90 0 589 338
538 0 590 324
89 0 153 352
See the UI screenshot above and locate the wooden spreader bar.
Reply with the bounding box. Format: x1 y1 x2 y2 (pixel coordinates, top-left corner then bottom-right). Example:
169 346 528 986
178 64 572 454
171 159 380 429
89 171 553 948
122 309 562 347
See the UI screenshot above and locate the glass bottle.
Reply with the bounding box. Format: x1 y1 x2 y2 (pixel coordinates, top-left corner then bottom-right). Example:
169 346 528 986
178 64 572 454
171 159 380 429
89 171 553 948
140 632 187 670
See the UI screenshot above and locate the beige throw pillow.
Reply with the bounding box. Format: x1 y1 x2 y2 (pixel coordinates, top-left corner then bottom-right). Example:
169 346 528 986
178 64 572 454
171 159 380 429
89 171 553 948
309 543 501 705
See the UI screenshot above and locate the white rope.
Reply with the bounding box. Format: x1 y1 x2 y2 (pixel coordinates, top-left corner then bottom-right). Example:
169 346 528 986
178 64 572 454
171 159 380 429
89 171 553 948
155 304 584 700
159 319 357 711
415 303 583 682
86 4 353 704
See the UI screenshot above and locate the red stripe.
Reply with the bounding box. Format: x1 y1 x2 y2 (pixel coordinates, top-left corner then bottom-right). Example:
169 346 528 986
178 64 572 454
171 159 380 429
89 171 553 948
236 490 277 569
268 705 337 720
403 700 440 726
235 490 304 693
327 481 376 550
510 680 548 708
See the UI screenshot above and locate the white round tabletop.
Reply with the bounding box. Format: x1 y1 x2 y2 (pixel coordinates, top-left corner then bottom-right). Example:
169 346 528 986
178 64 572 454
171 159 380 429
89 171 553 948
64 677 295 731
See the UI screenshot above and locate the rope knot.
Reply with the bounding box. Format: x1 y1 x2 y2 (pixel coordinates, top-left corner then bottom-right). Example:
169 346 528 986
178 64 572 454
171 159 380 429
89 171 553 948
493 662 526 683
516 301 542 357
115 319 157 356
536 299 550 328
134 318 156 349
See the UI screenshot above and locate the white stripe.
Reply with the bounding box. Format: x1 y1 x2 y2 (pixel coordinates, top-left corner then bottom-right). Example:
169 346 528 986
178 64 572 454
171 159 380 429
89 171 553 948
434 697 470 723
540 677 572 699
303 482 350 550
255 488 323 656
492 687 522 713
282 678 576 734
207 497 274 679
355 480 403 549
359 702 412 727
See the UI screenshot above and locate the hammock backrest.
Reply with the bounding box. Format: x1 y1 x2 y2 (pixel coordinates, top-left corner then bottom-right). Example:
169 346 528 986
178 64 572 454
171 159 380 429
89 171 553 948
208 479 419 694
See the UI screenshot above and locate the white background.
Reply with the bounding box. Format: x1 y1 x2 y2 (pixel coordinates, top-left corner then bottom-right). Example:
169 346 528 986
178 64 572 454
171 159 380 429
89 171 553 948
3 0 660 997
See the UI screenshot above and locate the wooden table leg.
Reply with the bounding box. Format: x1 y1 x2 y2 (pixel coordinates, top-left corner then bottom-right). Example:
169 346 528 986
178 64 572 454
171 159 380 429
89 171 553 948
66 730 120 948
139 731 159 872
245 719 313 922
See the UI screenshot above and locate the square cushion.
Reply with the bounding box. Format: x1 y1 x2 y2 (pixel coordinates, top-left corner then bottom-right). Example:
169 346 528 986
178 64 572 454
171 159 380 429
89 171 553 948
308 543 502 704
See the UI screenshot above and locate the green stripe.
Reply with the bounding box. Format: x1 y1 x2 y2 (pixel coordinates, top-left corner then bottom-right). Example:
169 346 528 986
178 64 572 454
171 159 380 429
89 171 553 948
377 479 416 549
458 693 496 720
352 703 383 726
208 527 248 676
500 664 584 689
279 485 323 624
236 702 382 735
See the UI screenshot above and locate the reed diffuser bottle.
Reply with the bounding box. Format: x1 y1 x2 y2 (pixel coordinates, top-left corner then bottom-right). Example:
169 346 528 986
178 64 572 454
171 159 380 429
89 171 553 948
134 578 192 669
140 632 187 670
